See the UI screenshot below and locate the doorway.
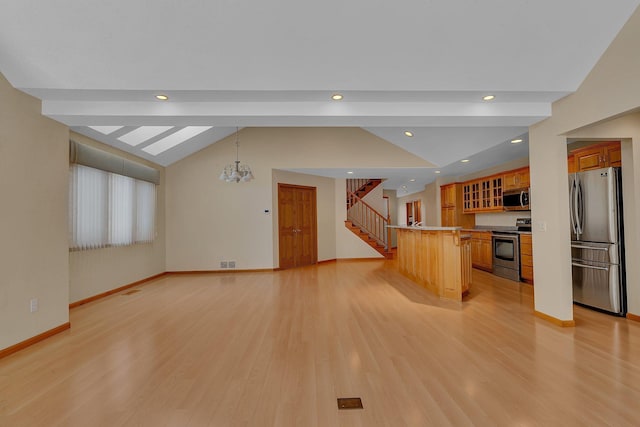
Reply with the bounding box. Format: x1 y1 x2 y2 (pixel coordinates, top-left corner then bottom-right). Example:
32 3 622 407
278 183 318 269
405 200 422 225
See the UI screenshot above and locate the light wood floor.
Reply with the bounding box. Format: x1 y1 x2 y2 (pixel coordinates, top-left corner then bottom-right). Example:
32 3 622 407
2 260 640 426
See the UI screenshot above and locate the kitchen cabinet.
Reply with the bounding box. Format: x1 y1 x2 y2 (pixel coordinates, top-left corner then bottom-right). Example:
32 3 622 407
520 233 534 283
441 183 457 207
463 174 503 213
440 183 475 228
571 141 621 172
503 167 530 191
567 154 576 173
469 231 492 271
462 181 479 212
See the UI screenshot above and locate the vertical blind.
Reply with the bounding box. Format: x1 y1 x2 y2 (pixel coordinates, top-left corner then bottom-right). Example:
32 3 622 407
69 164 156 250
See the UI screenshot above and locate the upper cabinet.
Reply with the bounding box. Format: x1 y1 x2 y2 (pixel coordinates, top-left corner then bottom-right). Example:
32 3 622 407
571 141 621 172
440 183 475 228
441 183 457 207
462 174 503 214
503 167 530 191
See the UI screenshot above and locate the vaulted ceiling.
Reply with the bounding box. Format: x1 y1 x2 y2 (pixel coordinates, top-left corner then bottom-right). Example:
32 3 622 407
1 1 638 194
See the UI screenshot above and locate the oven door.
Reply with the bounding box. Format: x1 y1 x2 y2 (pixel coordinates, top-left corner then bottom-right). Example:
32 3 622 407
492 233 520 269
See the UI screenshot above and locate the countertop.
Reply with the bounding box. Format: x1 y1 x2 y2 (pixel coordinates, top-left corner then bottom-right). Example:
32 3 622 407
388 225 462 231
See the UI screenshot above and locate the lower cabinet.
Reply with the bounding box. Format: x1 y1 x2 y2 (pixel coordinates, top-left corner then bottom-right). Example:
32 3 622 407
520 233 534 283
470 231 492 271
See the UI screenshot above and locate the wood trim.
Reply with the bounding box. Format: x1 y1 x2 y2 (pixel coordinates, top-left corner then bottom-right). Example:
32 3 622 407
0 322 70 360
316 259 337 265
336 257 385 262
69 272 167 309
626 312 640 322
534 310 576 327
167 269 275 274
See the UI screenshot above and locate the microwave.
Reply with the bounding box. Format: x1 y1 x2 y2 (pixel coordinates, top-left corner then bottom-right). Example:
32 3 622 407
503 188 530 211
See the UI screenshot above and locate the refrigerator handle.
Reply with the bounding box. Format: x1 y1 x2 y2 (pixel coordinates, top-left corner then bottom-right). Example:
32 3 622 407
569 178 578 236
571 261 609 271
576 178 584 237
571 244 609 251
607 169 616 243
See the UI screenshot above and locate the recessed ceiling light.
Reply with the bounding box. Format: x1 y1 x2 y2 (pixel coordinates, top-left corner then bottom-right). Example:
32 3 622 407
331 93 343 101
155 94 169 101
511 138 523 144
409 179 416 182
482 95 495 101
347 171 354 174
434 170 441 174
404 131 414 137
461 159 470 163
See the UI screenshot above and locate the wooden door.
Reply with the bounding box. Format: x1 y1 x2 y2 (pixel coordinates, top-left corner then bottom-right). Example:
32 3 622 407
278 184 317 269
406 200 422 225
413 200 422 224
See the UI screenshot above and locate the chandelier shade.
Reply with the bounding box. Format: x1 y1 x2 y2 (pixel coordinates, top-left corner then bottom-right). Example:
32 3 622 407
219 127 254 183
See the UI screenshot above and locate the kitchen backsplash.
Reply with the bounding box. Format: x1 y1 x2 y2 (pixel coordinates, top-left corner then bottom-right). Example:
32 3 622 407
475 211 531 227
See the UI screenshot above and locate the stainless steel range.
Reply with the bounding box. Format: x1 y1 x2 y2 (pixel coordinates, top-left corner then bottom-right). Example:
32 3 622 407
492 231 520 281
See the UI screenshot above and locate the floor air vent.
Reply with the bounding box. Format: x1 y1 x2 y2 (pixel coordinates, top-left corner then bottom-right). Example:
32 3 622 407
337 397 363 410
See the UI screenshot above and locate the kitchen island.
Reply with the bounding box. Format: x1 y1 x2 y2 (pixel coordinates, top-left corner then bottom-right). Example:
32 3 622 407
389 225 472 301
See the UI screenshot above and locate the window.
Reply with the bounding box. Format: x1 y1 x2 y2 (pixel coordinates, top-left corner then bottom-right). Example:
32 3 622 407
69 164 156 250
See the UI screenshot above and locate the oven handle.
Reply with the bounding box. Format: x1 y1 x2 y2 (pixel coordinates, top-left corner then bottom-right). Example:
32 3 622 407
571 262 609 271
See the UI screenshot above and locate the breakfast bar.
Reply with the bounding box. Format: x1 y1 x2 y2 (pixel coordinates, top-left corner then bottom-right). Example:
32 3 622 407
389 226 472 301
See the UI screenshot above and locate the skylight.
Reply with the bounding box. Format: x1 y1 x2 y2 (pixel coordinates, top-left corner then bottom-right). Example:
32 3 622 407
142 126 213 155
88 126 124 135
118 126 173 146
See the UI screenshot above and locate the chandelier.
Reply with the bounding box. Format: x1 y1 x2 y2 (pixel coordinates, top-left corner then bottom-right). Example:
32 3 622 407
219 127 254 183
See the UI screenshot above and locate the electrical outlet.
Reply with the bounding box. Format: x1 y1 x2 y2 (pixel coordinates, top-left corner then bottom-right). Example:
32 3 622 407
220 261 228 268
30 298 38 313
536 221 547 232
228 261 236 268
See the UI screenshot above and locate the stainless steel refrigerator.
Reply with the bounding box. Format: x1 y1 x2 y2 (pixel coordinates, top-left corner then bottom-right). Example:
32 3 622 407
569 166 625 315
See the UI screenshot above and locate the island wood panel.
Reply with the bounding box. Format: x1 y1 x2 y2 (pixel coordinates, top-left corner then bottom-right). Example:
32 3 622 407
396 228 471 301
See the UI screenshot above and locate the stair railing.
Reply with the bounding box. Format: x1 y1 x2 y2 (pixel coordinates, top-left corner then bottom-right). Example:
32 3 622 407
347 179 369 195
346 190 390 250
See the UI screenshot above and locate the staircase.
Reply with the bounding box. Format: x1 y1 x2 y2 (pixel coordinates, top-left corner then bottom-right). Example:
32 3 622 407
345 179 394 259
347 179 382 208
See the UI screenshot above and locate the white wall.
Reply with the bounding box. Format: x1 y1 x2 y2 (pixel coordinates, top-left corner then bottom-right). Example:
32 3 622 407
362 183 385 215
68 132 166 303
475 211 531 227
165 128 417 270
271 169 337 264
0 73 69 350
528 5 640 321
